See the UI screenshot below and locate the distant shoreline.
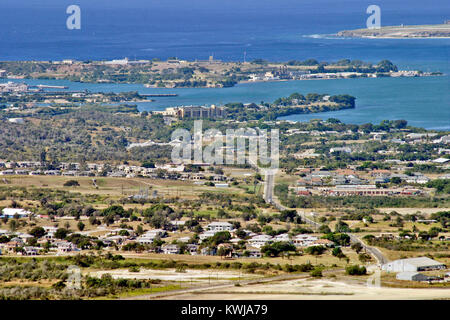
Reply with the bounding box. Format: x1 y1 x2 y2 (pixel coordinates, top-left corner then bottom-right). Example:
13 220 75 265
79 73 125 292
337 24 450 39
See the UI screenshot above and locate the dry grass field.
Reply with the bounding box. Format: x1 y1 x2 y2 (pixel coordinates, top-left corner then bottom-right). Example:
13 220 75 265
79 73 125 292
0 175 245 199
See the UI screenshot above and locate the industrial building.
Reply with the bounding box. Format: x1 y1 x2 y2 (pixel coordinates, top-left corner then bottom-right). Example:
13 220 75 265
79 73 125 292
382 257 446 272
396 272 430 282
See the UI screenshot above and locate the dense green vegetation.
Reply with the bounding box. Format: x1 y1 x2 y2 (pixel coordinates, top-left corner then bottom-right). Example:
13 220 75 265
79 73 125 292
0 255 323 299
285 59 398 73
0 109 172 162
345 265 367 275
224 93 355 121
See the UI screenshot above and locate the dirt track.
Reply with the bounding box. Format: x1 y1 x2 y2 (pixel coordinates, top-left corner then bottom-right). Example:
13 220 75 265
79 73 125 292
159 278 450 300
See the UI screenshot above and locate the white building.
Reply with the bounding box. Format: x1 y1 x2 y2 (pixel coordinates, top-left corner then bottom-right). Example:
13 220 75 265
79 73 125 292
136 235 154 245
292 235 318 247
55 241 78 253
145 229 167 238
22 246 40 256
103 58 129 65
170 220 186 229
199 230 219 241
433 135 450 144
161 244 179 255
272 233 291 242
432 158 450 164
43 226 58 233
136 229 166 244
382 257 446 272
330 147 352 154
1 208 32 218
206 222 233 232
248 235 273 248
7 118 25 124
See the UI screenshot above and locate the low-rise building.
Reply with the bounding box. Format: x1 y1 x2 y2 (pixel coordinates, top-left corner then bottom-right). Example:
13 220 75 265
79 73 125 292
161 244 179 255
330 147 352 154
206 222 233 232
199 230 219 241
272 233 291 242
292 235 318 247
382 257 446 272
0 208 32 218
55 241 78 253
396 272 430 282
248 235 272 248
186 244 199 255
244 248 262 258
22 246 40 256
158 105 226 119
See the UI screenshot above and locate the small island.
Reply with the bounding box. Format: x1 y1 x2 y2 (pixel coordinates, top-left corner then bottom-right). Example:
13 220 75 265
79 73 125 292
337 23 450 39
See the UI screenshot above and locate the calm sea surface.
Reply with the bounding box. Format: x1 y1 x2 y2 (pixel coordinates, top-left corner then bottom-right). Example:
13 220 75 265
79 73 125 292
0 0 449 129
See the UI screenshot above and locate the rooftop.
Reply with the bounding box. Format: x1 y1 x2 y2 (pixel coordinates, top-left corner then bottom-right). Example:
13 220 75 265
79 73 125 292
396 257 445 268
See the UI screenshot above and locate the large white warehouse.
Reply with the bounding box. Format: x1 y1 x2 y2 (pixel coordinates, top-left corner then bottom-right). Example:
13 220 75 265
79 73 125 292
382 257 446 272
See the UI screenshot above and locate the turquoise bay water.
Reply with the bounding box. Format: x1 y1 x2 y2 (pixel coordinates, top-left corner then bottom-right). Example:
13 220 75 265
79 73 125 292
3 73 449 130
0 0 448 129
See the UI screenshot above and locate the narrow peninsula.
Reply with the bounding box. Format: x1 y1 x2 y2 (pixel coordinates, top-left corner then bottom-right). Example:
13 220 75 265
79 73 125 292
337 23 450 39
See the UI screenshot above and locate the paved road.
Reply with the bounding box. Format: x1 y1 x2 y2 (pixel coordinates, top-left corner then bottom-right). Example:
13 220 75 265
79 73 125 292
263 172 274 203
263 171 388 265
348 234 388 265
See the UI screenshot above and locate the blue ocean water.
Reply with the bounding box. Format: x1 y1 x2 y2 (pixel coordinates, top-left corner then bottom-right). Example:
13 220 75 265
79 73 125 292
0 0 449 129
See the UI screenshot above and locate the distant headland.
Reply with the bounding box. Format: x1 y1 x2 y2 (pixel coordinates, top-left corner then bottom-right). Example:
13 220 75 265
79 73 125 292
337 22 450 39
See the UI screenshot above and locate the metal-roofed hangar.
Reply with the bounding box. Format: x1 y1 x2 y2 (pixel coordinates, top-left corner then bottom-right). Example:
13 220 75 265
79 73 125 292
382 257 446 273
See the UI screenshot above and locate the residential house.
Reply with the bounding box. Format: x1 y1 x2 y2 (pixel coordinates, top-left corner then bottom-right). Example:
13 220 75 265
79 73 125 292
199 230 219 241
312 239 334 247
161 244 179 255
245 248 262 258
1 208 32 218
55 241 78 253
186 244 199 255
206 222 233 232
22 246 40 256
272 233 291 242
292 235 318 247
2 241 22 253
201 247 217 256
248 235 273 248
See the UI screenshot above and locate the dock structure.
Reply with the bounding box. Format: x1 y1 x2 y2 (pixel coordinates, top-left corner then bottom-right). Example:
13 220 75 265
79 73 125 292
141 93 178 97
33 85 69 89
